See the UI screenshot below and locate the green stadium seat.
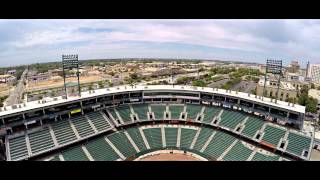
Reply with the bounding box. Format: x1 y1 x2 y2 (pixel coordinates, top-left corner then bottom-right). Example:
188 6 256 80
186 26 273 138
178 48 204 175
126 127 148 152
223 141 253 161
150 105 166 120
8 135 29 161
180 128 197 149
193 127 213 151
165 127 178 147
132 104 149 121
219 110 246 130
86 111 112 132
28 127 55 154
286 132 312 157
107 131 137 158
169 105 184 119
186 104 202 121
51 120 77 145
115 105 132 123
143 128 163 149
202 131 236 159
202 106 220 124
251 151 280 161
241 117 264 138
261 125 286 147
61 146 89 161
71 116 95 138
85 137 121 161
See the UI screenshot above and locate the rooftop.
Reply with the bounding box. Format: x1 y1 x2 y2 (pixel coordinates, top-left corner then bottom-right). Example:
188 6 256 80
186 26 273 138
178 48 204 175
0 85 305 117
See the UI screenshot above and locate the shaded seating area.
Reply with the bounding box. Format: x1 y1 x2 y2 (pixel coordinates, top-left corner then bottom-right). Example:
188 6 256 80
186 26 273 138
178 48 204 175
28 127 55 154
51 120 77 145
8 135 29 161
180 128 197 149
126 127 148 152
150 105 166 120
86 111 112 132
71 116 95 138
261 125 286 147
193 127 213 151
169 105 184 119
223 141 253 161
115 105 132 123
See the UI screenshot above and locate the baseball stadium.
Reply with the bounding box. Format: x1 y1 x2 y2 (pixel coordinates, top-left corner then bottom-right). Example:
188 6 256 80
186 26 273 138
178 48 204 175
0 84 314 161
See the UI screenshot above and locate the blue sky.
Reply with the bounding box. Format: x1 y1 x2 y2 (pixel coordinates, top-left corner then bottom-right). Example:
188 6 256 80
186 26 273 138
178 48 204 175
0 19 319 68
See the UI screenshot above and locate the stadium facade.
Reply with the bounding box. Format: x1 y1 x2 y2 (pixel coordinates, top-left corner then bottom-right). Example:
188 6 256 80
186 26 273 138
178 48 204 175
0 85 314 161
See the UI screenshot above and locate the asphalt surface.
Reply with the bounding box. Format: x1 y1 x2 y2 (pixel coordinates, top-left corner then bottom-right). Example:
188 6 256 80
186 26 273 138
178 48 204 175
5 68 28 106
230 81 257 93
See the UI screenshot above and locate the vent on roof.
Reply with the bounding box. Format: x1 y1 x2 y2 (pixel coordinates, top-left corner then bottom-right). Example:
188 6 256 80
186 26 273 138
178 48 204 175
53 98 58 101
12 105 17 109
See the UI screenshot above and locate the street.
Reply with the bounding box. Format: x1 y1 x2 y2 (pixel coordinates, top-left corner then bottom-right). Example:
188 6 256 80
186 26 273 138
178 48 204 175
5 68 28 106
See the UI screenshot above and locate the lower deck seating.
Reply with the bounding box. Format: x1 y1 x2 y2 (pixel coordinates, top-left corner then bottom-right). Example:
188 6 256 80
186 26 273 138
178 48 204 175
261 125 286 147
28 127 55 154
180 128 197 149
201 106 220 124
193 127 213 151
85 137 120 161
132 104 149 121
223 141 253 161
286 132 312 157
51 120 78 145
8 135 29 161
251 151 280 161
164 127 178 147
107 131 137 158
48 155 61 161
126 127 148 152
143 128 163 149
61 146 89 161
202 131 236 159
86 111 112 132
186 104 202 120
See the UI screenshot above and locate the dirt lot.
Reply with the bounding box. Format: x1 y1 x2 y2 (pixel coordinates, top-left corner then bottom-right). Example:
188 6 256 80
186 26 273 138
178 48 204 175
26 75 104 92
0 84 13 96
139 153 202 161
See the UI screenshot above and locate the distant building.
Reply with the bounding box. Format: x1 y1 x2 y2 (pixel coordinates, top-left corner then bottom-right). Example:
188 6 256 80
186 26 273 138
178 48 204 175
306 63 320 84
0 74 17 85
287 60 300 73
27 73 51 83
7 70 16 75
256 77 299 102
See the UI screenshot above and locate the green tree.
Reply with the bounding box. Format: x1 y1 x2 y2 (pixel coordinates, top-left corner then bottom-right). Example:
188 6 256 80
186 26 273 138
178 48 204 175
311 83 315 89
192 80 206 87
98 81 104 89
88 83 94 91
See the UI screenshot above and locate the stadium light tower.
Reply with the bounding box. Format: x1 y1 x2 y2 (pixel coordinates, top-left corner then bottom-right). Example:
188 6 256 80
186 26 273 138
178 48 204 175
62 54 81 98
263 59 283 103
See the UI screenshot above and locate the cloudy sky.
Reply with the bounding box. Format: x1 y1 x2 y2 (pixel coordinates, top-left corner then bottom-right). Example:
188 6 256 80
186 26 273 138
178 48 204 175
0 19 319 68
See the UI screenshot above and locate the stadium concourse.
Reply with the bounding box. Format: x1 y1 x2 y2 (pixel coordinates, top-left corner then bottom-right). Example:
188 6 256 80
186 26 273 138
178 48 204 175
0 85 315 161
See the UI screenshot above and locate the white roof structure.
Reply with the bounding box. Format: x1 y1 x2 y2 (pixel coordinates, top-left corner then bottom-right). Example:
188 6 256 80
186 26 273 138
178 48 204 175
0 85 305 117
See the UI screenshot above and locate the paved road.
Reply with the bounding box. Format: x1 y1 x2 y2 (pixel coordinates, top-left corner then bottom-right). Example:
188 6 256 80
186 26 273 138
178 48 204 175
207 79 229 88
230 81 257 93
5 68 28 106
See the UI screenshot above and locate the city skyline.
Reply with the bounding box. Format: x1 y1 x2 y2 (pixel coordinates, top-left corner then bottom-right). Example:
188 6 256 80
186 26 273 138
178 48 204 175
0 19 319 67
